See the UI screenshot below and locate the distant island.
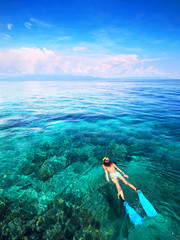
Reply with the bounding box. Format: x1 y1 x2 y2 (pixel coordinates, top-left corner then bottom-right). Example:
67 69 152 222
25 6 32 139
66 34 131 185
0 74 175 81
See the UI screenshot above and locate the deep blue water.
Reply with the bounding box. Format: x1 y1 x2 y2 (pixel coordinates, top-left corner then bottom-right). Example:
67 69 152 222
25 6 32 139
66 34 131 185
0 80 179 239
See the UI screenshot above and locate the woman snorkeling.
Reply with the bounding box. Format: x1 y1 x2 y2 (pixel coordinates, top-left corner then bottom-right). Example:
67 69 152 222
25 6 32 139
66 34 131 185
102 157 138 201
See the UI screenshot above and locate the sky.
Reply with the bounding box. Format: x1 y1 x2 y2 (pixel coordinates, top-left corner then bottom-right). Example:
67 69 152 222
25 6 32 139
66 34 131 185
0 0 180 79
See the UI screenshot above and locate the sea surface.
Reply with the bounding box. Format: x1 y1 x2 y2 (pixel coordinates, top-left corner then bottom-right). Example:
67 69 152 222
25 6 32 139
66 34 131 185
0 79 179 240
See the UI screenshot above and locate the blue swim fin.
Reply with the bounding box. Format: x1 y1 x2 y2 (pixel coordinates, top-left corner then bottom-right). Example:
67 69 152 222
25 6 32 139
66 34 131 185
124 201 144 225
137 190 157 217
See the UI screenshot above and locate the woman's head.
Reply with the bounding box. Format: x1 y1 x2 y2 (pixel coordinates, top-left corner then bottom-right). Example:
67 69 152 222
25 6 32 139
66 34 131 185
103 157 112 166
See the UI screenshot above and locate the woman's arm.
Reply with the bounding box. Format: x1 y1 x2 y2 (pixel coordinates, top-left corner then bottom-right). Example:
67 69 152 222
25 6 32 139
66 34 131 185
102 165 110 182
113 164 129 178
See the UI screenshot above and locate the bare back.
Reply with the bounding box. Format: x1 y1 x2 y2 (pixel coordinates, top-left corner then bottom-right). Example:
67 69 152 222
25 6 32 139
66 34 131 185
103 163 117 174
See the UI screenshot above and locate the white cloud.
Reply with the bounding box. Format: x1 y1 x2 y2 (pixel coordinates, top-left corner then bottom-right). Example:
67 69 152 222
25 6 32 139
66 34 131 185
134 66 168 76
57 36 71 41
119 47 142 52
7 23 13 30
24 18 52 30
0 33 12 39
73 47 89 52
141 58 167 63
24 22 32 29
30 18 51 27
151 39 167 44
0 47 168 77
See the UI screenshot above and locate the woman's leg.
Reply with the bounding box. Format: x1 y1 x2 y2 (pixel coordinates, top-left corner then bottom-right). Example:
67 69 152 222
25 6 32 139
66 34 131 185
111 177 125 200
118 175 137 192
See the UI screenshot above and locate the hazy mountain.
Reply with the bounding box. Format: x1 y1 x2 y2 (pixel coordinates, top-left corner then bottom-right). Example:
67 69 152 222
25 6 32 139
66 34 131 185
0 74 173 81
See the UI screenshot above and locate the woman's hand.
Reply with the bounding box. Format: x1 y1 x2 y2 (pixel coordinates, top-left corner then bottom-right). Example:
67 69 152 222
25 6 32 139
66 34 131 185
107 179 110 182
123 174 129 178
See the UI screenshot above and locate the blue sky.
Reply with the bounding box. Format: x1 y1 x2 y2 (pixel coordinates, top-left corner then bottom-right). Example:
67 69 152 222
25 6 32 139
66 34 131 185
0 0 180 78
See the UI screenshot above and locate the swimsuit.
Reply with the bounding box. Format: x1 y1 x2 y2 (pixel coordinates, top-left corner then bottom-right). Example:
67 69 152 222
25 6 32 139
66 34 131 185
106 165 120 178
110 172 120 178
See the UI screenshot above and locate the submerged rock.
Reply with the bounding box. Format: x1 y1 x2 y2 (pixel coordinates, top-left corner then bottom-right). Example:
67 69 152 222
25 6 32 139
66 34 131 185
39 156 65 181
17 160 36 175
0 197 10 222
2 217 26 240
0 188 4 195
0 198 6 214
73 227 101 240
40 167 55 181
42 222 64 240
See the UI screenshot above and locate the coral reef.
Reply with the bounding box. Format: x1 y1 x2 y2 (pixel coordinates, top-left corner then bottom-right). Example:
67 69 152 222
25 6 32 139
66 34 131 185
0 195 103 240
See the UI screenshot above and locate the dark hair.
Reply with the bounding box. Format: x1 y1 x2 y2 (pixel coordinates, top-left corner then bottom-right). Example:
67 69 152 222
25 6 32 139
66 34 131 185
103 160 113 167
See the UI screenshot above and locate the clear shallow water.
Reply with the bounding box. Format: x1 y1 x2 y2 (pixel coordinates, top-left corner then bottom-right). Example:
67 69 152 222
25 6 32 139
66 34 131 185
0 80 179 239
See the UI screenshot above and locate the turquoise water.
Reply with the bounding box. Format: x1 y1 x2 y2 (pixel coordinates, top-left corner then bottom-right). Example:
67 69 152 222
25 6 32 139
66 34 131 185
0 80 179 240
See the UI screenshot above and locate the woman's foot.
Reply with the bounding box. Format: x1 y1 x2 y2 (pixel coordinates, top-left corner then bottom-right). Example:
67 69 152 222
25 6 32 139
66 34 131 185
117 192 125 201
117 193 121 199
